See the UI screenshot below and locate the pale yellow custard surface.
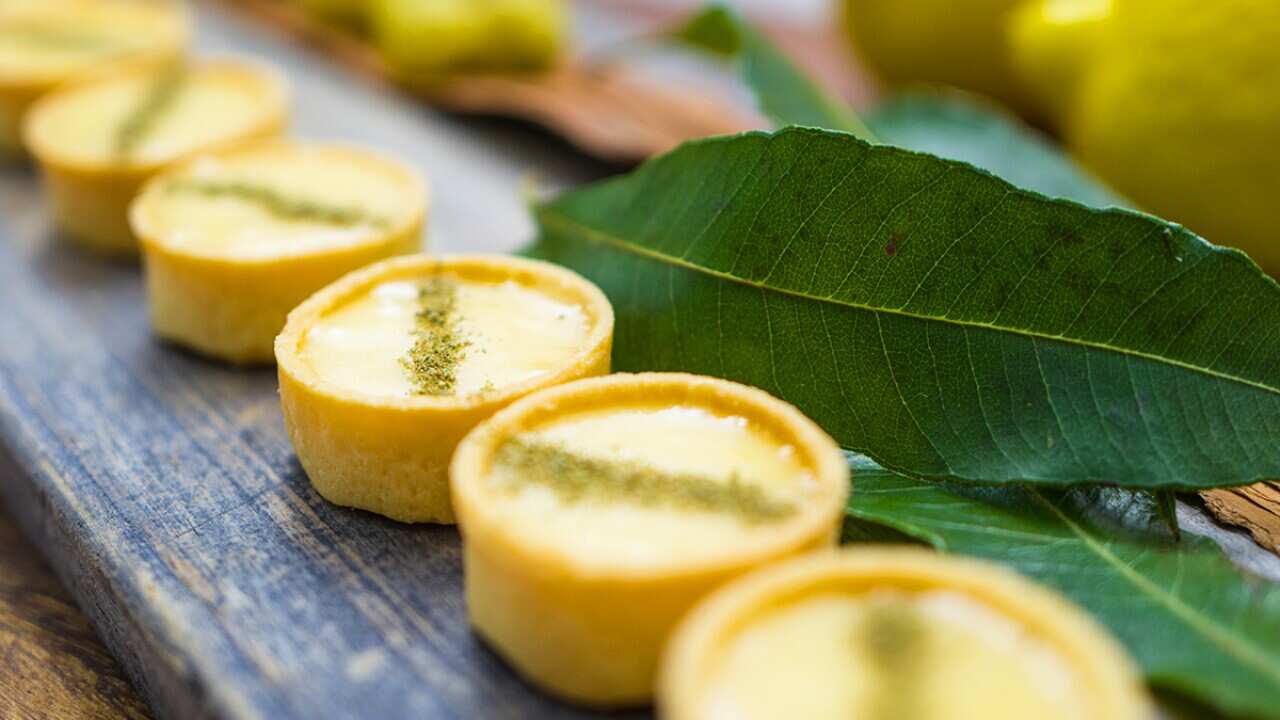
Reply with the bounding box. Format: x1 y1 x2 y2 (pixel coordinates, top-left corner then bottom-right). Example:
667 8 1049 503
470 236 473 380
450 373 850 707
24 58 286 254
133 143 423 261
25 59 286 169
275 254 613 524
0 0 185 87
698 591 1085 720
660 549 1155 720
476 402 822 572
300 275 591 398
0 0 187 156
133 141 425 364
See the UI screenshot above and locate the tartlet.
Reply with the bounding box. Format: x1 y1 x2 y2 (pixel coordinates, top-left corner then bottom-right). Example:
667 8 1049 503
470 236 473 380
24 57 288 255
449 373 851 707
659 548 1155 720
131 140 427 364
276 254 613 524
0 0 188 157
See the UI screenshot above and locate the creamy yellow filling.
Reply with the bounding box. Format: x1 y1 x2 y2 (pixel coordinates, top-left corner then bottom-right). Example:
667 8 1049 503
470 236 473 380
0 1 180 81
29 65 274 165
300 277 590 398
480 404 819 569
139 147 418 260
697 590 1087 720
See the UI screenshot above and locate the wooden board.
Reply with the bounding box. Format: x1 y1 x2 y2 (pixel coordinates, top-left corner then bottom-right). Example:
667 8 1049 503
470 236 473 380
0 5 1277 720
0 502 152 720
1203 484 1280 556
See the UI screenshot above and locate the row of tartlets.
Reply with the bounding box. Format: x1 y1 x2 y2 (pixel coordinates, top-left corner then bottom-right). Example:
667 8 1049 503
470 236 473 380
4 2 1156 718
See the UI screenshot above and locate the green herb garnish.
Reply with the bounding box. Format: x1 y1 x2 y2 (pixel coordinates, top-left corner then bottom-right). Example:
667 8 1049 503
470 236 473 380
860 600 927 719
113 65 186 159
0 26 130 53
400 277 468 395
492 438 797 524
165 179 391 228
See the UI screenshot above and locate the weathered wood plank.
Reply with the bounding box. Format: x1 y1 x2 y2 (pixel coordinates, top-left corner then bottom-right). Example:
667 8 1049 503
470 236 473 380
1203 484 1280 556
0 500 152 720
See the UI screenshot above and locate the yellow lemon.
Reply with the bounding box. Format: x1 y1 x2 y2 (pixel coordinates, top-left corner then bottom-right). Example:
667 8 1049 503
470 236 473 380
842 0 1034 115
372 0 566 78
1011 0 1280 276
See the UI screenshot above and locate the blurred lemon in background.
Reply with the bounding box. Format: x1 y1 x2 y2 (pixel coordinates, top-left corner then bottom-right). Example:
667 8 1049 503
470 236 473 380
841 0 1034 115
372 0 566 78
1011 0 1280 276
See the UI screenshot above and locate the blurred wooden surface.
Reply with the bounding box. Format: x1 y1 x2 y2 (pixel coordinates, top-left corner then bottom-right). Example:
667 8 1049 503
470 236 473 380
209 0 879 164
0 501 150 720
1203 484 1280 556
209 0 754 162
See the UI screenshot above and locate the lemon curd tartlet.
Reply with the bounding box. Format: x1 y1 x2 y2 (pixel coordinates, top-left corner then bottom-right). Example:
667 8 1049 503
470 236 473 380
0 0 188 157
24 58 287 254
450 373 850 707
660 548 1154 720
276 254 614 524
131 140 426 364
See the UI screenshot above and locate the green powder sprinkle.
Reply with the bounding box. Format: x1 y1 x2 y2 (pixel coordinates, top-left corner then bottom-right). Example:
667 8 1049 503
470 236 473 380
113 65 187 159
861 600 927 720
400 277 468 395
0 26 129 53
492 438 798 524
165 179 391 228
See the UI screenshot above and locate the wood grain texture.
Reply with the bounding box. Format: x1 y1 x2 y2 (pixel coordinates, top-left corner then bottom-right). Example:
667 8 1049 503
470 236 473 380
0 501 151 720
1203 485 1280 555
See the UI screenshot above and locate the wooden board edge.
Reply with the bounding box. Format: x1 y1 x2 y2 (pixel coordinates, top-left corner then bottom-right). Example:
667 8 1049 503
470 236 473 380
0 433 216 720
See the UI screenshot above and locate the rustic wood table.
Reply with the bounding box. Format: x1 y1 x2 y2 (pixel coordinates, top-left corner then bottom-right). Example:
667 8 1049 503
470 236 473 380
1 3 1278 719
0 502 151 720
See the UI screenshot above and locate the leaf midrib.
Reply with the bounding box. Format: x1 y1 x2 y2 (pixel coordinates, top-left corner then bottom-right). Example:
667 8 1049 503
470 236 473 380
1030 489 1280 689
540 208 1278 398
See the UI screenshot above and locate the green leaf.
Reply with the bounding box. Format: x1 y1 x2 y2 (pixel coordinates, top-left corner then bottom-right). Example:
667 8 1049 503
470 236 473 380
1154 489 1182 540
668 4 874 140
528 127 1280 489
844 453 1280 719
867 93 1126 209
671 5 1118 211
668 5 1115 209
